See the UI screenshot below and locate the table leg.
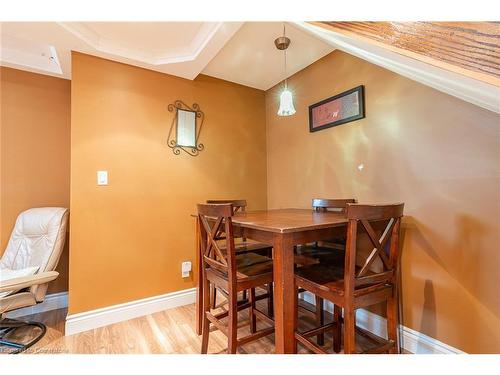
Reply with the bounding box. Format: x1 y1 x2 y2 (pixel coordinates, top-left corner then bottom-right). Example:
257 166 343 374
272 233 297 353
195 218 203 335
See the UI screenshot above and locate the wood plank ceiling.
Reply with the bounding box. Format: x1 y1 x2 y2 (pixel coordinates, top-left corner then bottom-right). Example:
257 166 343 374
312 22 500 86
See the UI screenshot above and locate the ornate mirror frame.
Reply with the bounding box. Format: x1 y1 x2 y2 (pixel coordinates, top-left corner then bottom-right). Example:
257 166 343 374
167 100 205 156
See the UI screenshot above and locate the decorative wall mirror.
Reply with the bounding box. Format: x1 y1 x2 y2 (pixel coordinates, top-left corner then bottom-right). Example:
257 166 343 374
167 100 204 156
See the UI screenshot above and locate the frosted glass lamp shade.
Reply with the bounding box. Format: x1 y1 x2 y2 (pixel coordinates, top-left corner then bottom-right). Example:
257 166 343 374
277 88 296 116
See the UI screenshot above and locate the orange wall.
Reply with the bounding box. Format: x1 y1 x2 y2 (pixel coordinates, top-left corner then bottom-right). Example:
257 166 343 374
0 67 71 293
69 52 267 314
265 51 500 353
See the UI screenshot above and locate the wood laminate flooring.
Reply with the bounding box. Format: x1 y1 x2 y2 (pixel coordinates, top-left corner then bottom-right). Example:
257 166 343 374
1 292 399 354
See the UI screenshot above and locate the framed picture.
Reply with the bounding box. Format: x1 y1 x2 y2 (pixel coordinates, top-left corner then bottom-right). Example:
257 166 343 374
309 85 365 132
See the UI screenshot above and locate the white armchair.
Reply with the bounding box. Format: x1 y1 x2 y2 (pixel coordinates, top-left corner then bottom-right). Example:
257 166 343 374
0 207 68 353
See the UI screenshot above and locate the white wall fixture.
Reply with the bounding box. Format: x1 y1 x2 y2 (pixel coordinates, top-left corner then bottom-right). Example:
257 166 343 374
181 261 192 278
97 171 108 186
0 34 62 75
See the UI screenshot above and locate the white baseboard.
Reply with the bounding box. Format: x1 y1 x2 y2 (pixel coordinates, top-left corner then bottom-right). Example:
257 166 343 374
301 291 465 354
6 291 68 319
65 287 196 336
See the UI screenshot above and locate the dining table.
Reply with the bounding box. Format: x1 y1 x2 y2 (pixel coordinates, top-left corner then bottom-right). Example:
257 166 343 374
194 208 349 354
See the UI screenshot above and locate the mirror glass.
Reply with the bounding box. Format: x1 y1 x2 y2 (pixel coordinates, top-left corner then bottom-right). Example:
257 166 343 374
177 109 196 147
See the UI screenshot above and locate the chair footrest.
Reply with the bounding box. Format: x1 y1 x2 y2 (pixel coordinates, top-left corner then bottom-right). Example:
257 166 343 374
300 322 338 338
295 332 327 354
355 325 395 353
237 327 274 346
295 321 395 354
253 308 274 326
360 340 395 354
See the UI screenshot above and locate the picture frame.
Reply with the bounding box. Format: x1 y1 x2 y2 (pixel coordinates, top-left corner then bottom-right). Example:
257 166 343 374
309 85 365 132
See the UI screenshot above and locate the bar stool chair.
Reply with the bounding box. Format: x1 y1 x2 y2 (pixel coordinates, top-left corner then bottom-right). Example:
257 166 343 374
295 198 356 346
206 199 274 315
295 198 356 263
198 203 274 354
295 203 404 354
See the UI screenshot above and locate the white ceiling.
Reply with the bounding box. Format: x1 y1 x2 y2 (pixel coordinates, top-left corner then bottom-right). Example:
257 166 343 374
0 21 334 90
1 21 496 112
203 22 334 90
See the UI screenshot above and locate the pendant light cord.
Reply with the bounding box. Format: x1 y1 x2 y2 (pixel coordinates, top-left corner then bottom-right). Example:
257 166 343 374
284 49 288 90
283 23 288 90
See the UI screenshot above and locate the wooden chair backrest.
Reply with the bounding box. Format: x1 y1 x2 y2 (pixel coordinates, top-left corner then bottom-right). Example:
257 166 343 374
312 198 357 213
197 203 237 287
206 200 247 214
207 200 248 241
344 203 404 291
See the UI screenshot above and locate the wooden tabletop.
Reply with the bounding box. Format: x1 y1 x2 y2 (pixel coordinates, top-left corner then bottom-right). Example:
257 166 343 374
230 208 348 233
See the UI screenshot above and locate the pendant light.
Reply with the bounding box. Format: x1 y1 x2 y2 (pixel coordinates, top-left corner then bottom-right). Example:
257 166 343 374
275 23 296 116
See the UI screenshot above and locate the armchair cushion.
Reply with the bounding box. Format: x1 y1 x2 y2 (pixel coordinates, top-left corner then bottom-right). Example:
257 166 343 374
0 207 68 305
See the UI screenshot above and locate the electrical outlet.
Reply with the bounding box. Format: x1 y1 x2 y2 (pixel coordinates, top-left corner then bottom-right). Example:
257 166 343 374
181 261 192 278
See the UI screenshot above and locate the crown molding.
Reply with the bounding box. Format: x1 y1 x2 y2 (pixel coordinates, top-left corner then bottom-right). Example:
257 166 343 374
57 22 222 66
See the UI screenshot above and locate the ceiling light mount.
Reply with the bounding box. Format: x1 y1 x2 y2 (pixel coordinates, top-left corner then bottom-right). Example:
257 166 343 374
274 36 291 50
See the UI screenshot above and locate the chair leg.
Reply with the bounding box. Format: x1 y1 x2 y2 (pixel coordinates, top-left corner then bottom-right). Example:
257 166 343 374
0 319 47 354
293 283 298 353
315 296 324 346
333 305 342 353
343 306 356 354
249 288 257 334
266 247 274 318
387 290 400 354
267 283 274 317
227 291 238 354
201 279 211 354
210 284 217 309
242 290 247 302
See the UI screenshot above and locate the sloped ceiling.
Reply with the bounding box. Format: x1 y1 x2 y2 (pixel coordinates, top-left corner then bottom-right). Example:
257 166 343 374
297 22 500 113
315 22 500 86
202 22 334 90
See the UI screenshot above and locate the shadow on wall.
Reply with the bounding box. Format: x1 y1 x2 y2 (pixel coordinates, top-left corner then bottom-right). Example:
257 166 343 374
402 214 500 352
414 279 437 353
408 215 490 307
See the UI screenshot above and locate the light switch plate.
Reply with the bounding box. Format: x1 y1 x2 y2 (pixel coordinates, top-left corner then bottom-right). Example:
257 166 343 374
97 171 108 185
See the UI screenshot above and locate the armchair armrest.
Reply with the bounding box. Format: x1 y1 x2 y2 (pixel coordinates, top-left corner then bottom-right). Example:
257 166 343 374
0 271 59 294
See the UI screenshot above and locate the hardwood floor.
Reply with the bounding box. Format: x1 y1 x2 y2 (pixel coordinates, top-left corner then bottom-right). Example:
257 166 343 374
1 292 396 354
